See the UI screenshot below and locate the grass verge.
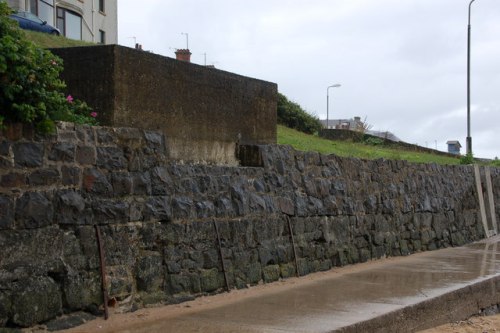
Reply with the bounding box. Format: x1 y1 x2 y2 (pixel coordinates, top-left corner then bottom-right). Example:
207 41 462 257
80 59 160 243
277 125 461 165
23 30 95 48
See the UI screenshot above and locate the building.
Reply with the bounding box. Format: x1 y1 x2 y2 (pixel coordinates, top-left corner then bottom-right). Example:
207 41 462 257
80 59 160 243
322 116 401 142
446 140 462 155
321 116 364 130
6 0 117 44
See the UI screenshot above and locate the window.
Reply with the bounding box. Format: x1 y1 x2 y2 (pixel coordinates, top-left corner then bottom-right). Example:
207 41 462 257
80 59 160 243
56 7 82 40
99 29 105 44
98 0 105 13
29 0 54 23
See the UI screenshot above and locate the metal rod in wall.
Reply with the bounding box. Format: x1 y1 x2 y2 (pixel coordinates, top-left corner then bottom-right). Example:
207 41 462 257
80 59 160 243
286 215 300 277
213 219 230 292
95 224 110 320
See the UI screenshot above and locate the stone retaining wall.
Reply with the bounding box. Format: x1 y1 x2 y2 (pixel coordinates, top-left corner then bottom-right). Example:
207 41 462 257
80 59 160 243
0 123 498 328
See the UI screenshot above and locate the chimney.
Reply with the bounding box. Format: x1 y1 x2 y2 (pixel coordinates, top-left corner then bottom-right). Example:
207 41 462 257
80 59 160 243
175 49 191 62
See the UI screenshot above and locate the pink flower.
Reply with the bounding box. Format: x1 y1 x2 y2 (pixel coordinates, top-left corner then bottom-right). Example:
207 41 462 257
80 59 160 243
90 112 98 118
51 60 57 65
66 95 73 103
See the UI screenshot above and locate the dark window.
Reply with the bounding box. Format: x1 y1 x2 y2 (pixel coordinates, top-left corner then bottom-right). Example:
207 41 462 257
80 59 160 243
56 7 82 40
56 7 64 35
99 0 105 13
99 29 105 44
29 0 54 23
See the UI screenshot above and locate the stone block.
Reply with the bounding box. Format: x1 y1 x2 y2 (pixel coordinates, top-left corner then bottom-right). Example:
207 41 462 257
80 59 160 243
136 253 164 292
262 264 280 283
96 147 127 170
0 292 11 327
150 166 172 195
276 196 294 216
279 263 296 279
244 262 262 284
13 142 44 167
55 190 91 225
144 196 171 222
76 145 96 165
172 197 195 220
92 199 129 224
132 172 151 195
15 191 53 229
11 276 62 327
28 168 60 186
63 272 101 311
48 142 75 162
258 246 278 266
0 196 14 230
200 268 223 292
111 172 133 196
82 168 112 195
0 172 26 188
0 140 9 156
215 197 234 218
193 200 213 219
61 166 81 186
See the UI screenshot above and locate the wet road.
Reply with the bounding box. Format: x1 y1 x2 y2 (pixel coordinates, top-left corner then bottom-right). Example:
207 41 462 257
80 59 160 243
123 237 500 333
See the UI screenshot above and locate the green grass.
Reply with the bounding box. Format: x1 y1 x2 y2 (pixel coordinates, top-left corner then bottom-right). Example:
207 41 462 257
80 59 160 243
23 30 95 48
277 125 461 165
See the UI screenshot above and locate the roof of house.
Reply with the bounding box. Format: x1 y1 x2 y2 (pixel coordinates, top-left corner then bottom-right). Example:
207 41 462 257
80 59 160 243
446 140 462 147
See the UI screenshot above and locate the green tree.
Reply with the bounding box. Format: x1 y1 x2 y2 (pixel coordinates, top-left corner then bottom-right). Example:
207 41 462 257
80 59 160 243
0 2 96 132
277 93 322 134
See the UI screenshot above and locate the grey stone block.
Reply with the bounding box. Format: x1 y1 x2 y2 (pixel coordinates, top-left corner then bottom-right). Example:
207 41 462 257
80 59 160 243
13 142 44 167
82 168 112 195
28 168 60 186
76 145 96 165
0 196 14 230
96 147 127 170
56 190 91 225
48 142 75 162
144 197 171 222
11 276 62 327
15 191 53 229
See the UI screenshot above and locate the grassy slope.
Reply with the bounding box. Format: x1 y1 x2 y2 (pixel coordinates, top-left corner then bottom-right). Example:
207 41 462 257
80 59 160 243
23 30 94 48
277 125 461 165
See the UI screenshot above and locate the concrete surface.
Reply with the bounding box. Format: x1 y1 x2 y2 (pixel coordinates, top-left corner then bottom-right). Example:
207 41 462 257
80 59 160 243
125 236 500 333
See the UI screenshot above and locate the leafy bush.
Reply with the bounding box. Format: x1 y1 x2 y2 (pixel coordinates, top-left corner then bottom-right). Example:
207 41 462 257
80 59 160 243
459 153 474 165
363 136 384 146
0 2 96 132
277 93 322 134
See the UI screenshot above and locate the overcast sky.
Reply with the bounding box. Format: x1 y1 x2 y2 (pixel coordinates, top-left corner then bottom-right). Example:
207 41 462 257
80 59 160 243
118 0 500 159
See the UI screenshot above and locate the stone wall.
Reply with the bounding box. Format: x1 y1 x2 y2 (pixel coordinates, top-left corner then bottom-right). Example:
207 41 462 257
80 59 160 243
0 123 498 328
50 45 277 165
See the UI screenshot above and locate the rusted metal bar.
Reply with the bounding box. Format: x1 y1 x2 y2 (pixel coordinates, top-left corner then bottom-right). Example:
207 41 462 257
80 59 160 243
95 224 109 320
286 215 300 277
213 219 230 292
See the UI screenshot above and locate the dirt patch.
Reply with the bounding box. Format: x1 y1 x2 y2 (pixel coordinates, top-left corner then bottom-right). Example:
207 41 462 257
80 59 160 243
418 314 500 333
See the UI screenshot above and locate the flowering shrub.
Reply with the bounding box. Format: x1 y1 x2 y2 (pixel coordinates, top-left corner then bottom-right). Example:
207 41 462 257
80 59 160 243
0 2 97 133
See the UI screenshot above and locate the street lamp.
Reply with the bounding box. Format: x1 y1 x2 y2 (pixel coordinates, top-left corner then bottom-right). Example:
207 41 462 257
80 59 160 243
466 0 476 156
327 84 341 129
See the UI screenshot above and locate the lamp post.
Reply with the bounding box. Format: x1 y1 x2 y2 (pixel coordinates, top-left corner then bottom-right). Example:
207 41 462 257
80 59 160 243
327 84 341 129
466 0 476 156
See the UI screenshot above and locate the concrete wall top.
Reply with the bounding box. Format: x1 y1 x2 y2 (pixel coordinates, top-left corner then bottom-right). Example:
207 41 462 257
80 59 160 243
51 45 277 164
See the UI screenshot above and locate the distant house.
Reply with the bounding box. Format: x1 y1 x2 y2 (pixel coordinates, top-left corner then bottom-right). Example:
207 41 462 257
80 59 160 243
321 116 401 142
322 116 364 131
446 140 462 155
6 0 117 44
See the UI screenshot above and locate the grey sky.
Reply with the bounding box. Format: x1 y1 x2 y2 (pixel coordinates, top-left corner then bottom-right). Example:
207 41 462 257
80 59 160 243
118 0 500 159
